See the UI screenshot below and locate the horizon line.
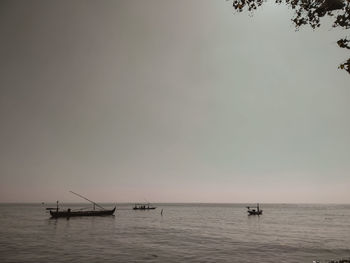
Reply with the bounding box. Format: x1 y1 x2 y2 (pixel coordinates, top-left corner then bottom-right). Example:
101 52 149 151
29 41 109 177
1 201 349 205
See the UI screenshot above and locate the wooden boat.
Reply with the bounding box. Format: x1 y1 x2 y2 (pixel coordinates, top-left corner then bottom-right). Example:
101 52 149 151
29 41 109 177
49 206 116 218
133 203 156 210
247 203 263 215
48 191 116 218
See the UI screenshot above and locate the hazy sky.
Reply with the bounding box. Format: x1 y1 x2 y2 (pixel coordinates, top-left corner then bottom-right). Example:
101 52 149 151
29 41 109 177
1 0 349 203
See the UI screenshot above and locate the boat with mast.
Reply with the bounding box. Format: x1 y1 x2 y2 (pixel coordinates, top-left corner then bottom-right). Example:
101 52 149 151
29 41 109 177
246 203 263 215
47 191 116 218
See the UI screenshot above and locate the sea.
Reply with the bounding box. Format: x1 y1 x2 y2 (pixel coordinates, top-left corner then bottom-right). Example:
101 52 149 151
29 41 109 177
0 203 349 263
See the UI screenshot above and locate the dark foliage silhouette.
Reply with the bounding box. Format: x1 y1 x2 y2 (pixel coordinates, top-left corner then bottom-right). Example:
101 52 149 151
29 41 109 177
231 0 350 74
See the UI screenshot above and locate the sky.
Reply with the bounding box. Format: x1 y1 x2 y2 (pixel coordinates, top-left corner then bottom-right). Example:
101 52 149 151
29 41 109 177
0 0 349 203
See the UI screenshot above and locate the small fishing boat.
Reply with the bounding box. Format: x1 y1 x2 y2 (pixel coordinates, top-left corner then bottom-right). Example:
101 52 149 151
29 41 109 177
247 203 262 215
49 207 116 218
133 203 156 210
47 191 116 218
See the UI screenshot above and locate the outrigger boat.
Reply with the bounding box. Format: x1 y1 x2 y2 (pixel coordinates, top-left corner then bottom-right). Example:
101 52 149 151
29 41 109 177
133 203 156 210
246 203 262 215
47 191 116 218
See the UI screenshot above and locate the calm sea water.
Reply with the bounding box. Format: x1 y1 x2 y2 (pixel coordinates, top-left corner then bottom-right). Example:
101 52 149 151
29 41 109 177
0 203 349 262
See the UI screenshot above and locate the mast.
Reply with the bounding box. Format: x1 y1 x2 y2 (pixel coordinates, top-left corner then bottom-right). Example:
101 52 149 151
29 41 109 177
69 191 106 210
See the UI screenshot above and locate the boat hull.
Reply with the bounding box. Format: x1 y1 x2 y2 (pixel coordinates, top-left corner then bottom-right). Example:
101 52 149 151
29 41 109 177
50 207 116 218
133 207 156 210
248 210 262 215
